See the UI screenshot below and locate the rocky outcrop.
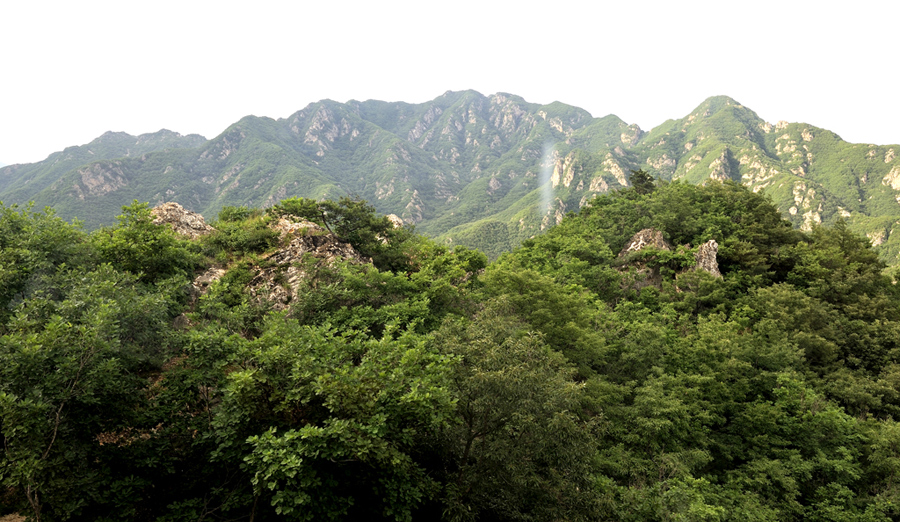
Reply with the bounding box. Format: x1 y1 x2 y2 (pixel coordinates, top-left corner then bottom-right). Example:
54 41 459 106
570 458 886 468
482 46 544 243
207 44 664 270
151 202 214 239
619 228 672 257
618 229 672 290
708 149 736 182
694 240 722 278
247 219 370 310
269 216 323 238
190 267 227 300
883 165 900 191
618 229 722 290
174 266 228 329
386 214 405 228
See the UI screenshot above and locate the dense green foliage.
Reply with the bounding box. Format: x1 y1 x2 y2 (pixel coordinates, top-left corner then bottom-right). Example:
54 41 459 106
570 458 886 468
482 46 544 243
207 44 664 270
3 182 900 520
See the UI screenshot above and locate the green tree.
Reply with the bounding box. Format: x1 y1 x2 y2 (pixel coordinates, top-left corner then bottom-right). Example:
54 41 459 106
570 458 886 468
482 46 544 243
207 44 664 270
212 316 455 521
0 265 171 521
202 205 279 258
0 203 92 326
91 201 200 285
478 266 613 378
629 168 656 195
428 303 601 521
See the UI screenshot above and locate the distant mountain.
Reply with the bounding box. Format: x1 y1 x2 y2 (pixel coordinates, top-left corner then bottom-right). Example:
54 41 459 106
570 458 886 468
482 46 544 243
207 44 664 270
0 129 206 221
2 92 900 264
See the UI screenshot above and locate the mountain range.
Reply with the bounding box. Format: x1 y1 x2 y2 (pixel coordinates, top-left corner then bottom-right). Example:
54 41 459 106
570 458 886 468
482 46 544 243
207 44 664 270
3 91 900 263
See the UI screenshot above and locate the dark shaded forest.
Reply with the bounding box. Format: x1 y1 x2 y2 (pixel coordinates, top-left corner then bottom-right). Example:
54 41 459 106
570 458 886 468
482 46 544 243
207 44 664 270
2 179 900 521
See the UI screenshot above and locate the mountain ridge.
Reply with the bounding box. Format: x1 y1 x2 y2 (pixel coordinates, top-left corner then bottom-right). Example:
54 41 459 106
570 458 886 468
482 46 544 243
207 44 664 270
3 92 900 263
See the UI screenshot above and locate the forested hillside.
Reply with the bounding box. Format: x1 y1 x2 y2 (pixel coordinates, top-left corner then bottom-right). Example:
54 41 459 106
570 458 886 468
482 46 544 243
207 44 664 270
3 92 900 266
2 180 900 521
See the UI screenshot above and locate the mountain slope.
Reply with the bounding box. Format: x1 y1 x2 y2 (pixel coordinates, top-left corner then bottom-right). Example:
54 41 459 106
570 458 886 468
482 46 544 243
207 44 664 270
630 96 900 261
0 130 205 202
3 92 900 264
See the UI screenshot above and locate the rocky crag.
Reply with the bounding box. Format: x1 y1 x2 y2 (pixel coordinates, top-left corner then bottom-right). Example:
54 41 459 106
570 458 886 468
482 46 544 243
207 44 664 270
618 228 722 290
151 202 215 239
247 218 369 310
153 203 368 313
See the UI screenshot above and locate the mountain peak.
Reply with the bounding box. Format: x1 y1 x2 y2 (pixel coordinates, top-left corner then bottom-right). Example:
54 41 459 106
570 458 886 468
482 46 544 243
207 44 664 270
703 94 742 105
689 95 747 116
430 90 488 108
99 130 131 139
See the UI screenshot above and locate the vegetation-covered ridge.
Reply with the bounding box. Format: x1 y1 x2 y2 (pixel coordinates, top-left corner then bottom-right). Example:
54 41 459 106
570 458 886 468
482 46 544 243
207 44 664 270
3 180 900 521
3 93 900 265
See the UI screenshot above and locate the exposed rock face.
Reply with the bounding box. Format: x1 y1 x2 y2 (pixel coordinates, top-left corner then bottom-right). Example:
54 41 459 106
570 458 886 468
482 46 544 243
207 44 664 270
75 162 128 199
386 214 405 228
708 149 736 182
619 228 672 257
620 124 643 146
151 202 214 239
190 267 227 300
618 229 672 290
270 216 323 238
883 165 900 191
694 240 722 278
175 266 228 328
248 219 370 310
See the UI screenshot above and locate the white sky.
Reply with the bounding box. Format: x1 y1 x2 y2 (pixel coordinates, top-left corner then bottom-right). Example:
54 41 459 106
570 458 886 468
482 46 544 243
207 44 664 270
2 0 898 166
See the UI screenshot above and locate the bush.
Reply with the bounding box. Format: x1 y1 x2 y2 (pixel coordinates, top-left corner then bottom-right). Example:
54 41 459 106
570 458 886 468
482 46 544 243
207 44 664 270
202 207 279 258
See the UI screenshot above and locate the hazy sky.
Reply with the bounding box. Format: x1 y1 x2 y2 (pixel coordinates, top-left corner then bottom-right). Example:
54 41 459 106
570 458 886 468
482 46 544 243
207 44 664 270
2 1 898 166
